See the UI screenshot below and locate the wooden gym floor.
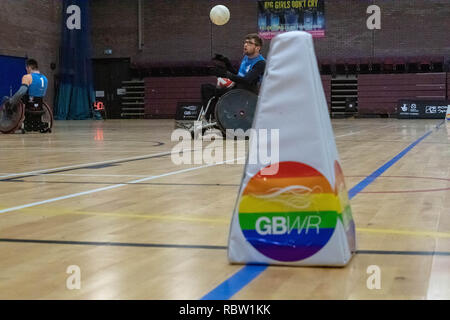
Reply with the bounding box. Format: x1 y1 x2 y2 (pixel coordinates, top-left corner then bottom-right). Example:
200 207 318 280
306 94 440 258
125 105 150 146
0 118 448 299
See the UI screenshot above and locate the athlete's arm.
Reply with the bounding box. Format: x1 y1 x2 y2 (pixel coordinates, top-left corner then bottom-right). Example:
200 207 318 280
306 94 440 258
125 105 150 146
225 60 266 86
9 74 32 105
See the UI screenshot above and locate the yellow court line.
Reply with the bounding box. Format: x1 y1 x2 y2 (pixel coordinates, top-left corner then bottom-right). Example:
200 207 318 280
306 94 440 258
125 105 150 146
74 211 231 225
13 207 230 225
355 227 450 239
4 207 450 239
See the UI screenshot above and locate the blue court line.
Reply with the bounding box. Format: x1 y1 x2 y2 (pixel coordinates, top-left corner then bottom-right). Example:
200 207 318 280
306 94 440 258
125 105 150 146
348 120 444 198
201 121 444 300
201 265 268 300
348 131 432 198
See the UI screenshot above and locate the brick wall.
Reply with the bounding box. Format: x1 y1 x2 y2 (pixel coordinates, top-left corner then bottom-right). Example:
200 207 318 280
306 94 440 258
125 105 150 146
314 0 373 59
90 0 139 59
2 1 447 111
91 0 450 65
373 0 450 58
91 0 261 66
0 0 62 106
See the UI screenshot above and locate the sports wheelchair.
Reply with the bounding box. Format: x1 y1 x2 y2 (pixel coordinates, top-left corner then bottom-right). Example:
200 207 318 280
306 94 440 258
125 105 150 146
0 96 53 134
190 88 258 139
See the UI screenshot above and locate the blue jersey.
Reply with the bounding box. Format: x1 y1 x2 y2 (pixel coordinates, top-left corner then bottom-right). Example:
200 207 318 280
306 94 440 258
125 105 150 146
238 54 265 78
28 73 48 97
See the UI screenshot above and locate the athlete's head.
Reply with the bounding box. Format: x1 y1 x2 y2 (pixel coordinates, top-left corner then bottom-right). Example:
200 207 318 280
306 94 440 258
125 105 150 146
26 59 39 73
243 34 263 58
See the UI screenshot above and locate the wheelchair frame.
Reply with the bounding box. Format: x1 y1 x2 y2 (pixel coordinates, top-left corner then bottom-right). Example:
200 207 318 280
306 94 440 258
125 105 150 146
190 96 219 138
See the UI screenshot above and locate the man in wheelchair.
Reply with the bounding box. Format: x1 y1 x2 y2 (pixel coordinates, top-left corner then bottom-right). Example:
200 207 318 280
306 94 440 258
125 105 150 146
196 34 266 135
1 58 51 133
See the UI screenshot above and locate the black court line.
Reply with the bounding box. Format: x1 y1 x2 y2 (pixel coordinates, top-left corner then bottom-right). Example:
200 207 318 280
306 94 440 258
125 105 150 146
0 149 172 182
338 139 450 145
1 180 240 187
0 238 227 250
0 143 229 182
0 238 448 256
98 140 165 146
47 154 172 174
356 250 450 256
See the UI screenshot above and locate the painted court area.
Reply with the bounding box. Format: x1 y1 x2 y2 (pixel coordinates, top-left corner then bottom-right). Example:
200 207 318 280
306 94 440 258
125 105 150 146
0 119 448 299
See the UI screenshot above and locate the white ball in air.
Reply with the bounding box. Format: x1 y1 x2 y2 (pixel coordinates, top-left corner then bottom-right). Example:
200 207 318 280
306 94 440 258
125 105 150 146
210 5 230 26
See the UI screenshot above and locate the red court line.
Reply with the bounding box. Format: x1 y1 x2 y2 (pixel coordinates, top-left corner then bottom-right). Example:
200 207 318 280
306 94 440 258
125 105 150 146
346 175 450 194
347 175 450 181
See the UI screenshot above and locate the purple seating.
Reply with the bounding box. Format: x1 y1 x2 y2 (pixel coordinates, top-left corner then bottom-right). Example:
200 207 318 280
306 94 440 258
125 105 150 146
358 73 447 116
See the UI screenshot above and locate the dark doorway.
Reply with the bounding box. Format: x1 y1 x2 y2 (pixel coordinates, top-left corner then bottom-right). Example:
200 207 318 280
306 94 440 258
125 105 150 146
0 55 26 98
92 58 131 119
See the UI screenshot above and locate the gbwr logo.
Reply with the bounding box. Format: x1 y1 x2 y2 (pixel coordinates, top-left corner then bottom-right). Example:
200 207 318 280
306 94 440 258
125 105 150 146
255 216 321 235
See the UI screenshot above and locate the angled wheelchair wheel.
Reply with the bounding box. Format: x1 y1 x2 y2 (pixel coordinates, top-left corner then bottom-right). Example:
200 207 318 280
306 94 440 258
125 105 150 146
41 102 54 132
0 101 25 134
214 89 257 137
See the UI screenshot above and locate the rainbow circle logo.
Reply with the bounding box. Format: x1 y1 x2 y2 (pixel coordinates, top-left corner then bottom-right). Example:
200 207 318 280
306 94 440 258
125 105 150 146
238 161 351 262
